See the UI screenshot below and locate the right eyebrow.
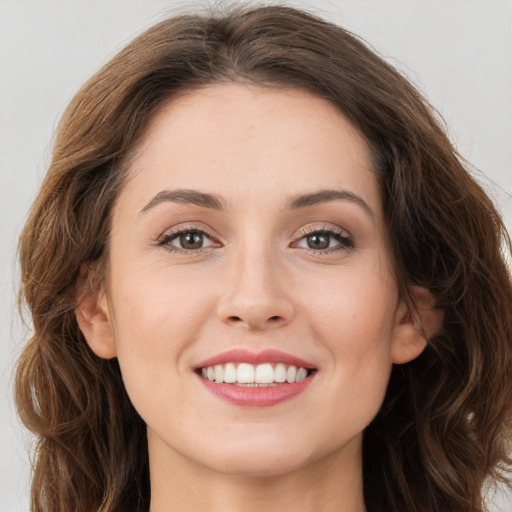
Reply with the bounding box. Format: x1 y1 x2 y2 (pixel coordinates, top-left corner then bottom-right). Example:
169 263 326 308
139 189 225 214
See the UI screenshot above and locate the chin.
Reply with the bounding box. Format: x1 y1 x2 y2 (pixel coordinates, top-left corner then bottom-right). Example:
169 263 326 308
206 449 316 478
193 429 351 479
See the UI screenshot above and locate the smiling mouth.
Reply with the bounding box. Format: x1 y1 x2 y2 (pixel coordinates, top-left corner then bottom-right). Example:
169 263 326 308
197 362 317 386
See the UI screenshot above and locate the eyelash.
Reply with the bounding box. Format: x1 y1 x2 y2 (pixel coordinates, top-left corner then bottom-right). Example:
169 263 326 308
291 225 354 254
156 226 220 255
156 225 354 255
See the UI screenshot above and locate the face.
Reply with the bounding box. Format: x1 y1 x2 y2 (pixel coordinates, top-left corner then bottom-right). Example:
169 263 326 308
82 83 426 479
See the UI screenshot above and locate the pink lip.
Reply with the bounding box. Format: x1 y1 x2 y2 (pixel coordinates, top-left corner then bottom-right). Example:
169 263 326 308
194 349 316 370
197 374 315 407
194 349 317 407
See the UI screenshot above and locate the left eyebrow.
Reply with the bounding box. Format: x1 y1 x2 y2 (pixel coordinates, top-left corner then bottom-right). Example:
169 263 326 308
139 188 225 214
285 189 375 220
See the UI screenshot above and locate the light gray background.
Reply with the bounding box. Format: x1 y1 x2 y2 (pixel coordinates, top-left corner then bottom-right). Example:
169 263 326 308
1 1 511 510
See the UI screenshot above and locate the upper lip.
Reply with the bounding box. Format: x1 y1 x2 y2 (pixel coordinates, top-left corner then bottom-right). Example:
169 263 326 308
194 349 316 370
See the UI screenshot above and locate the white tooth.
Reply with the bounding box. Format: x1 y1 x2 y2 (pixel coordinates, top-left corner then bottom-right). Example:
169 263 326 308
214 364 224 383
237 363 255 383
296 367 308 382
286 365 297 383
223 363 237 383
201 367 208 379
274 363 287 383
207 366 215 381
255 363 274 384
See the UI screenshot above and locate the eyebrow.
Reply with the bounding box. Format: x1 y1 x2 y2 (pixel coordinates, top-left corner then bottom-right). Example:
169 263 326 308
139 187 374 219
286 189 374 219
140 189 224 213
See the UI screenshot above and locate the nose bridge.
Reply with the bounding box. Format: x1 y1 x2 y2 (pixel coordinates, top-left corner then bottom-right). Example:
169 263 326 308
217 234 294 329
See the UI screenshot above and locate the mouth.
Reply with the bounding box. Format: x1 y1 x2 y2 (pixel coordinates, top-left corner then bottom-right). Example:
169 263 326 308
194 349 317 407
196 362 317 386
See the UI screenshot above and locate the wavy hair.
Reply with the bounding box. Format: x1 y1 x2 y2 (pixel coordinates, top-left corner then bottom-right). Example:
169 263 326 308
15 4 512 511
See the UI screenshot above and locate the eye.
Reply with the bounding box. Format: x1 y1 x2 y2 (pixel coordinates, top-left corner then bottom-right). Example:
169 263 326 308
293 227 353 252
157 228 218 252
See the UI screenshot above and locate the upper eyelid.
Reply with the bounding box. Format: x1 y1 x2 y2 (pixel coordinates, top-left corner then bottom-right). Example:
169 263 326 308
159 224 217 240
294 224 352 239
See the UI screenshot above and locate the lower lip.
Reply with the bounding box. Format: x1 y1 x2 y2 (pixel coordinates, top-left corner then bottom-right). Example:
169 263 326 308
197 374 314 407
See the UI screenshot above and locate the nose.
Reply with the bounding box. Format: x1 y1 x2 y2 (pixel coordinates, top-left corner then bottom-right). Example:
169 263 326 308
216 247 295 331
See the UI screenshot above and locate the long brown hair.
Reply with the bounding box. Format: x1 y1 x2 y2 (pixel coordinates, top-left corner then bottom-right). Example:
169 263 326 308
15 5 512 511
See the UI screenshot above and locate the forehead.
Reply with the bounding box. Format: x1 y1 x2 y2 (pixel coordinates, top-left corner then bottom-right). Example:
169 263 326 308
122 83 380 213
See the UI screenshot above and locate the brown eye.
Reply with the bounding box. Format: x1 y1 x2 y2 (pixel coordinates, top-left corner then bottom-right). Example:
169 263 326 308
294 228 354 252
159 228 217 252
306 233 329 250
179 231 204 249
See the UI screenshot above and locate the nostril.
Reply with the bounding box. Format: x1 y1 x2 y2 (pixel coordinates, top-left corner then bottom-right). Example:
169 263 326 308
221 310 291 329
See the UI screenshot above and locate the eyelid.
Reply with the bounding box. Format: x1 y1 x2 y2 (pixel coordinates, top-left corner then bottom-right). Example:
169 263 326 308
291 224 354 252
156 224 222 253
297 224 352 239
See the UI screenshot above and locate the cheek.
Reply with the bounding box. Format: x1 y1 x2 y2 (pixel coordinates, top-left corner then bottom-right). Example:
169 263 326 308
112 261 211 338
303 267 398 352
300 266 397 410
107 264 215 393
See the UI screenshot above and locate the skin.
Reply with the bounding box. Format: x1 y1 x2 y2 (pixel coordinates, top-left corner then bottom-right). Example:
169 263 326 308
78 83 435 511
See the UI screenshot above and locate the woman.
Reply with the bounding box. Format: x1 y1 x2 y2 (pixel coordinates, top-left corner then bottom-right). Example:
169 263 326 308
15 4 512 512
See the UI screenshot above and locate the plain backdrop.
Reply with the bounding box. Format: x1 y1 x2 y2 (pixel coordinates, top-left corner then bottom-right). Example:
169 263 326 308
1 1 511 510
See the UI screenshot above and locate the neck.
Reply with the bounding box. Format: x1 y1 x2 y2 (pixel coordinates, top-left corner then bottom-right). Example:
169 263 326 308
148 431 366 512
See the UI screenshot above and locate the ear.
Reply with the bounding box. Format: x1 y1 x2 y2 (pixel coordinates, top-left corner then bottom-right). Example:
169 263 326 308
391 285 444 364
75 266 117 359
